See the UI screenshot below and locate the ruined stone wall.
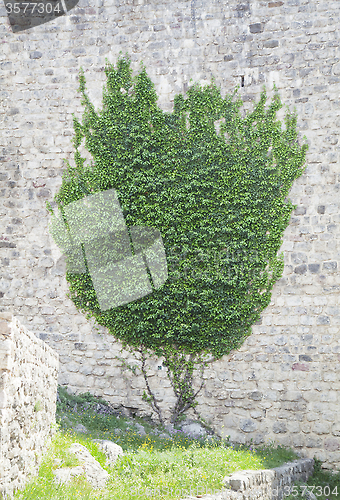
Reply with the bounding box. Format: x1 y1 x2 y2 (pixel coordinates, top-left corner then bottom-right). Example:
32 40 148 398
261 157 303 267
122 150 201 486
0 313 59 499
1 0 340 471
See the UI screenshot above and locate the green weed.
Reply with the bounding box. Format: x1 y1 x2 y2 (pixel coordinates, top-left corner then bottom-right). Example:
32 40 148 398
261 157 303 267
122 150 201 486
12 387 300 500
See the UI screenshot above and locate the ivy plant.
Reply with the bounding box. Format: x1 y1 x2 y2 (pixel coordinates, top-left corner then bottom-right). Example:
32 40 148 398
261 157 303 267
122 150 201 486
47 54 308 425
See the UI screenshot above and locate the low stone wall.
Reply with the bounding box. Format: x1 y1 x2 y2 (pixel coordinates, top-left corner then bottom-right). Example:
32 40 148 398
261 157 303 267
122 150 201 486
223 458 314 500
181 458 315 500
0 313 59 499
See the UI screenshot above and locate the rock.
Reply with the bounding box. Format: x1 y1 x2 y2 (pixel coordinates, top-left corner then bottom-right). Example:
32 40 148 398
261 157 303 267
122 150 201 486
82 401 117 415
67 443 109 489
181 423 207 438
73 423 88 433
134 423 146 436
158 433 170 439
240 419 257 433
54 466 84 485
165 423 175 433
81 402 90 409
92 439 124 466
95 403 114 415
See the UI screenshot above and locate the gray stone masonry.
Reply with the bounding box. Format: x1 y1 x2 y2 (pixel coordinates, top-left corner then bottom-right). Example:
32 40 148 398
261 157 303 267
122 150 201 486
0 313 59 499
222 458 314 500
180 458 314 500
0 0 340 472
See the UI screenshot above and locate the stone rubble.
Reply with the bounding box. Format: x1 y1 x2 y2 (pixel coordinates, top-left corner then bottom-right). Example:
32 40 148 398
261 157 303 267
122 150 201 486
92 439 124 467
53 443 109 489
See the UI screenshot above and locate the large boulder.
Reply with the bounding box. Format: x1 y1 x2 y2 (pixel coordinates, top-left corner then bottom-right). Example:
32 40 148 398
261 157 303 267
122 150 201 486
134 422 146 436
92 439 124 466
181 422 207 438
54 466 84 485
53 443 109 489
73 423 88 433
158 433 171 439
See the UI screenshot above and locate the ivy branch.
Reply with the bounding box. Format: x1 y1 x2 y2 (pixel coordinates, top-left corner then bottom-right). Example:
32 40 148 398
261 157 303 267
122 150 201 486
48 53 308 427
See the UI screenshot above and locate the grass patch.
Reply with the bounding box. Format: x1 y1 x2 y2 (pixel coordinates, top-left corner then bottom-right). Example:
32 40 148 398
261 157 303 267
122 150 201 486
13 386 338 500
12 430 108 500
13 428 298 500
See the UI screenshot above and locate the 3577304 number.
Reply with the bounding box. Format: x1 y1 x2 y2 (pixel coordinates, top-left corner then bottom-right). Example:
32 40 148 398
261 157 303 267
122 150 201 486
5 2 64 14
282 485 338 497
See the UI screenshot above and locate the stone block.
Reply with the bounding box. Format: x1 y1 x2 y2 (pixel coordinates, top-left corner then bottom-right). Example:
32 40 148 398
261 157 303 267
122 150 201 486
249 23 265 34
305 436 322 448
273 421 287 434
332 423 340 436
324 438 340 452
0 355 13 371
248 391 263 401
92 439 124 466
0 313 12 322
239 418 257 433
0 321 11 337
0 389 7 409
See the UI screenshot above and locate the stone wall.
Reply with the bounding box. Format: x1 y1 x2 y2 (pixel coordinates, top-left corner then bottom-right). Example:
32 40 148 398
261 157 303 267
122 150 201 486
189 458 315 500
0 0 340 472
0 313 59 499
